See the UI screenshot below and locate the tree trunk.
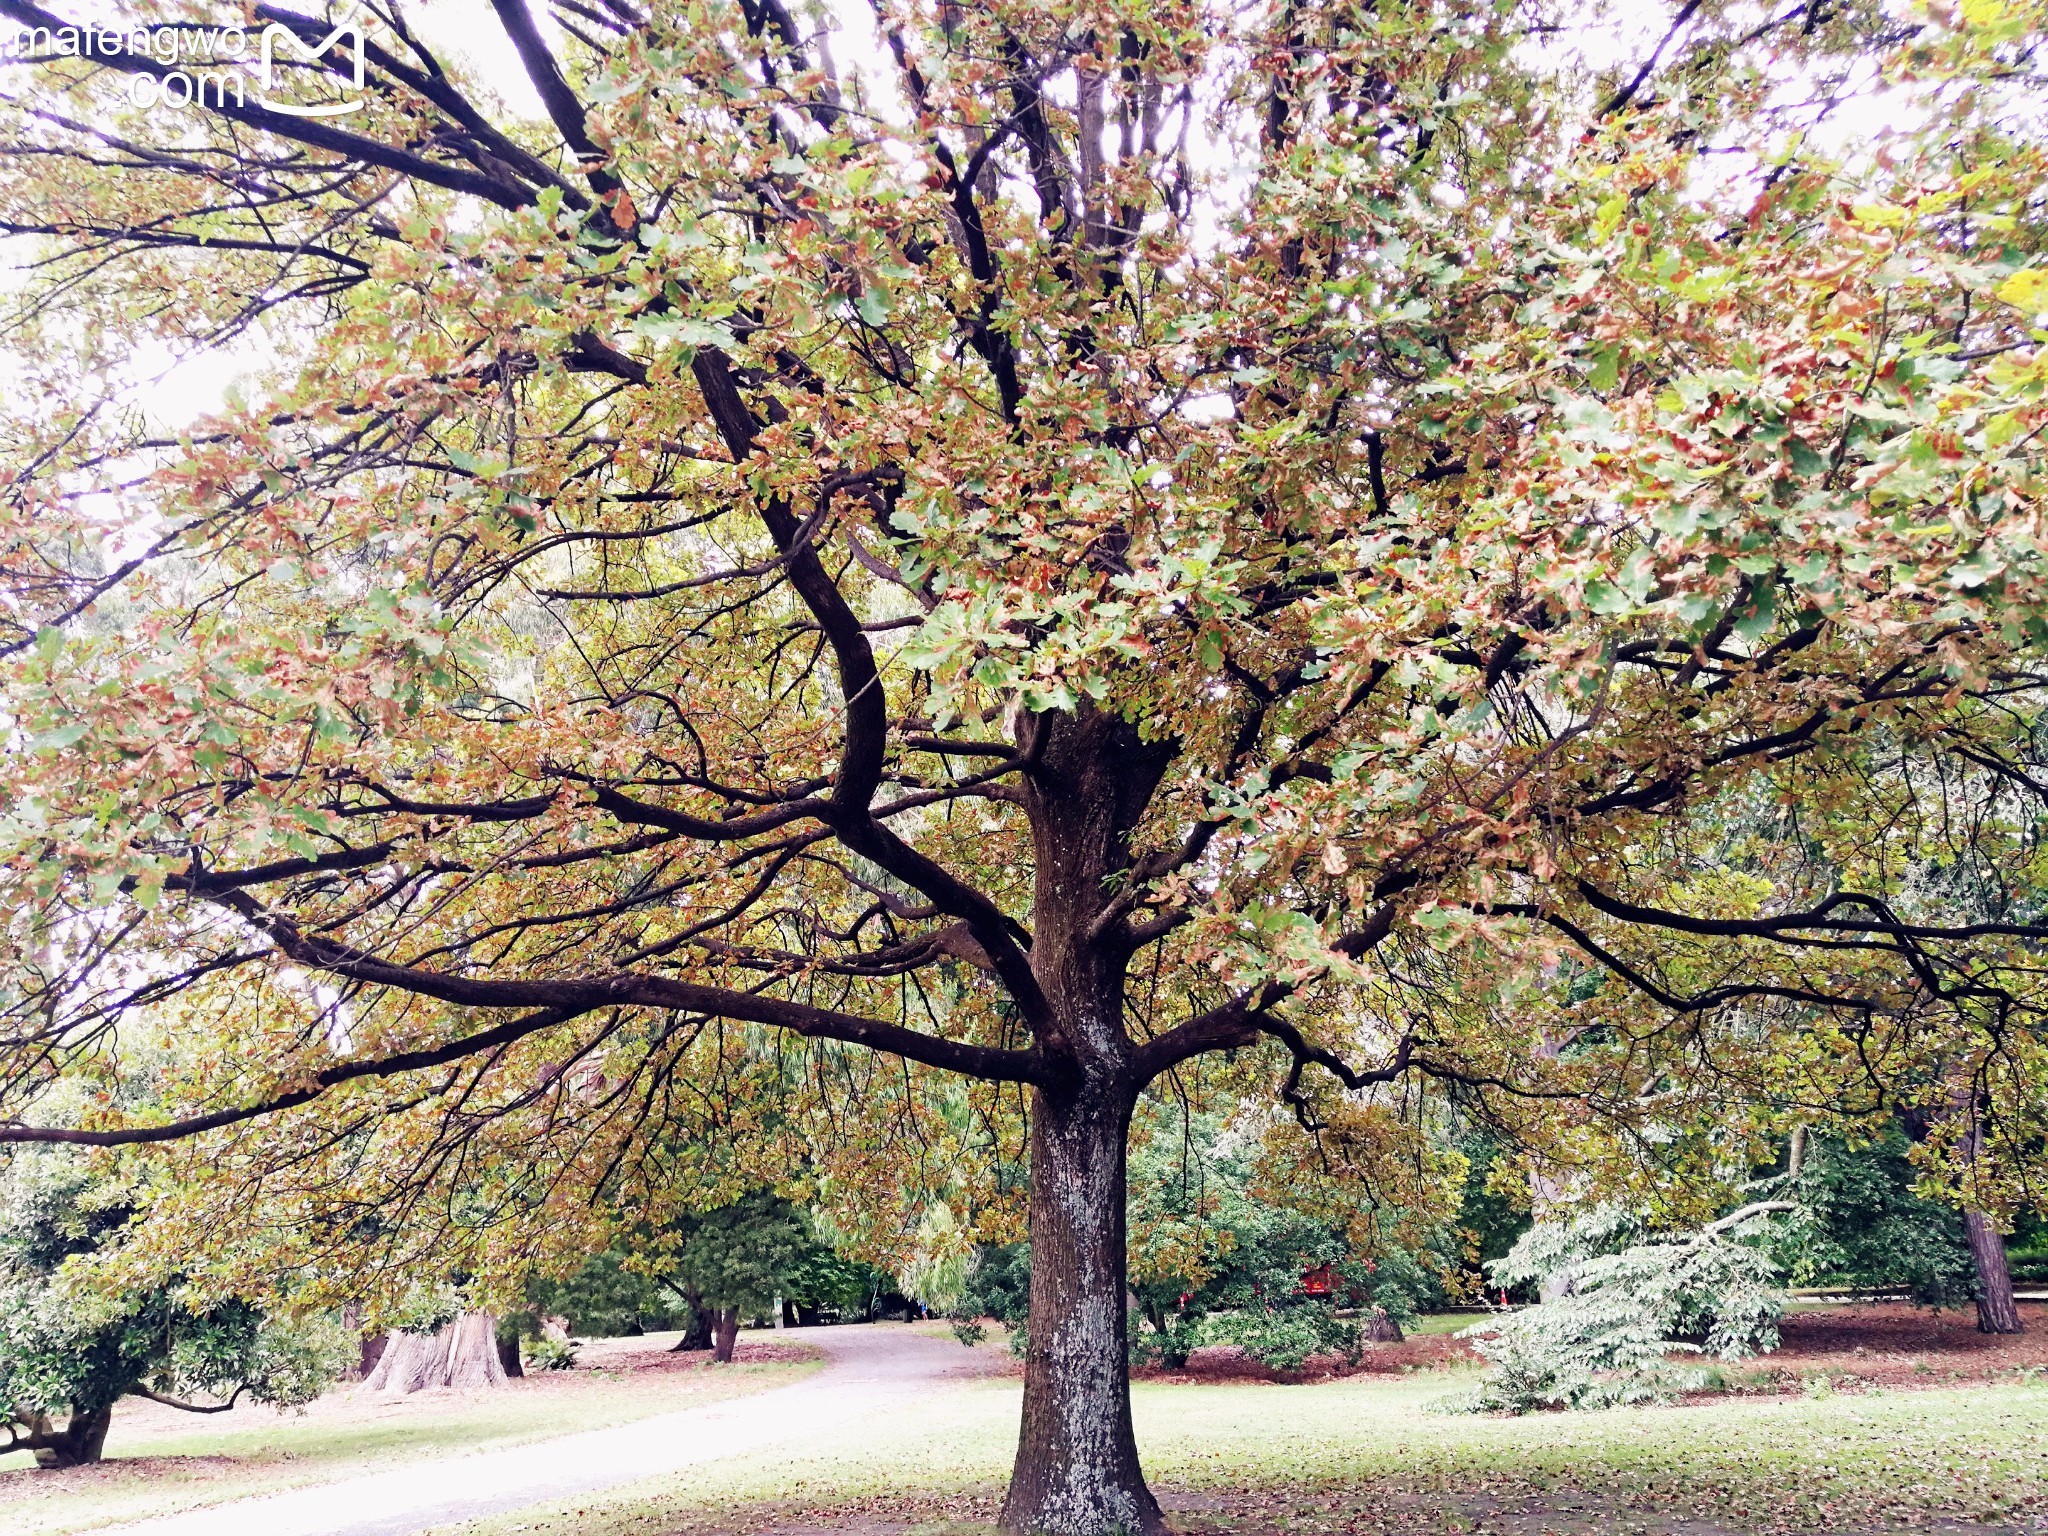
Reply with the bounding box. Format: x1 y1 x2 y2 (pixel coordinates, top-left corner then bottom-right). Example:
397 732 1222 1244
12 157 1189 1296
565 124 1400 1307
1000 1079 1162 1536
364 1311 509 1393
1365 1307 1405 1343
1528 1035 1573 1303
997 707 1174 1536
1964 1208 2026 1334
710 1307 740 1363
668 1287 714 1351
30 1404 114 1468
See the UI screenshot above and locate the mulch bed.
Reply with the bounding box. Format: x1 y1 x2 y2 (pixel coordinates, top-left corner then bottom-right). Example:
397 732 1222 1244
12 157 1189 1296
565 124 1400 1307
1131 1302 2048 1392
0 1454 243 1491
1710 1301 2048 1394
1134 1330 1475 1385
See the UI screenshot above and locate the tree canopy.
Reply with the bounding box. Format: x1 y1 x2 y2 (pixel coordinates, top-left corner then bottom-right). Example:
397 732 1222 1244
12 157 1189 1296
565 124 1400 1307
1 0 2046 1529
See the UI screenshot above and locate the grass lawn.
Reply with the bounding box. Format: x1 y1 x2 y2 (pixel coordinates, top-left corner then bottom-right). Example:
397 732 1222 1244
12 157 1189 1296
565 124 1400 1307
1393 1311 1485 1338
440 1365 2048 1536
0 1335 820 1536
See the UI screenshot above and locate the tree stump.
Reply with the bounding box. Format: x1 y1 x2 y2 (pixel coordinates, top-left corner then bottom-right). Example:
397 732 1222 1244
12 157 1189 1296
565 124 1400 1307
1365 1307 1405 1343
364 1311 509 1393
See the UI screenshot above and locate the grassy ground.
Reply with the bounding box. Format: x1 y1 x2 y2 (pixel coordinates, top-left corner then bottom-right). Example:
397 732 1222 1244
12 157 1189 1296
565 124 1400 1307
13 1315 2048 1536
1390 1310 1483 1338
439 1365 2048 1536
0 1336 820 1536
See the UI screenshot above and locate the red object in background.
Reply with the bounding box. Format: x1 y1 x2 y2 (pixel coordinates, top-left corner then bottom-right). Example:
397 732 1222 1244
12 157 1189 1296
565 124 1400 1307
1300 1264 1336 1297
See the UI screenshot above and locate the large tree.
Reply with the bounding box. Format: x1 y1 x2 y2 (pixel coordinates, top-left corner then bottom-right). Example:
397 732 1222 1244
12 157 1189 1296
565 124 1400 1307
1 1 2046 1530
0 1156 347 1467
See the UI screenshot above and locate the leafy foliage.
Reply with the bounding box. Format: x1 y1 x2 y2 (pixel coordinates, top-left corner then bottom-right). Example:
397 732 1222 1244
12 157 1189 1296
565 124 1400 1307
1776 1131 1977 1308
650 1192 841 1317
951 1107 1447 1371
530 1196 888 1338
527 1250 683 1339
1461 1206 1786 1412
955 1242 1031 1357
524 1337 579 1372
1202 1304 1363 1375
0 0 2041 1291
1127 1110 1440 1371
0 1156 347 1460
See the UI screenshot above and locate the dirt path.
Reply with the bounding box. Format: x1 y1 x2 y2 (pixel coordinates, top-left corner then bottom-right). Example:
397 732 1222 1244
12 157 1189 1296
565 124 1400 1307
83 1325 990 1536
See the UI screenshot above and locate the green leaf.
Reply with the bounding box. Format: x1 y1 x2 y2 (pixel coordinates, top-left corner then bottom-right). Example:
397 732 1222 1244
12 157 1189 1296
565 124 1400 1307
1583 578 1631 616
855 286 892 326
30 722 88 752
1786 437 1829 477
1587 345 1621 393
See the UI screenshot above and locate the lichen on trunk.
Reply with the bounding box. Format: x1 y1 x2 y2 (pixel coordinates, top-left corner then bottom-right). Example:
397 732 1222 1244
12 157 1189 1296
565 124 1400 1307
1000 1078 1163 1536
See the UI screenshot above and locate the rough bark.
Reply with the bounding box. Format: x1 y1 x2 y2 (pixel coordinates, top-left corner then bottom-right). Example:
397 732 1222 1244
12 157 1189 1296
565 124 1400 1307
1365 1307 1405 1343
1000 1080 1162 1536
1907 1092 2027 1336
1964 1209 2026 1334
710 1307 740 1363
997 709 1174 1536
363 1311 509 1392
28 1404 113 1468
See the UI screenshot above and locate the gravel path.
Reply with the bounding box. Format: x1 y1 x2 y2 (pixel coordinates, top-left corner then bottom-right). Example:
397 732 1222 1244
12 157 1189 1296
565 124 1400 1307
86 1325 987 1536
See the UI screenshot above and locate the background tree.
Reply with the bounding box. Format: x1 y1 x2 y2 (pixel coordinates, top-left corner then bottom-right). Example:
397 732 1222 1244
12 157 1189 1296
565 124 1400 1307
1125 1103 1449 1367
651 1192 813 1362
1783 1129 1980 1311
0 1156 348 1467
527 1249 679 1341
1 1 2046 1531
1464 1201 1788 1414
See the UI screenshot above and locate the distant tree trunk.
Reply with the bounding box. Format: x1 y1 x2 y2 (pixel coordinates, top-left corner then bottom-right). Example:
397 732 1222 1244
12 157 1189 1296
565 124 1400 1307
1964 1209 2026 1334
364 1311 508 1393
342 1303 383 1380
497 1335 525 1377
1907 1091 2028 1337
1527 1036 1573 1303
710 1306 740 1363
1365 1307 1405 1343
668 1285 714 1351
28 1404 114 1468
